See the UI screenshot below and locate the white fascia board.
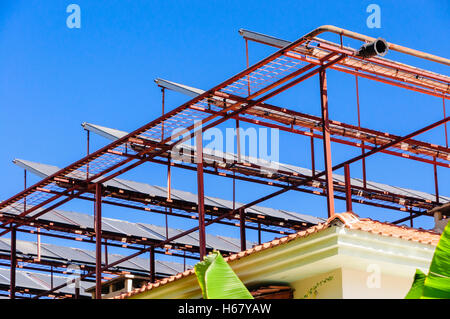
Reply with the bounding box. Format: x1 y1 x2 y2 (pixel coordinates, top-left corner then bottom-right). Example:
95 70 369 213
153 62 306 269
224 226 435 283
336 227 435 275
228 227 341 281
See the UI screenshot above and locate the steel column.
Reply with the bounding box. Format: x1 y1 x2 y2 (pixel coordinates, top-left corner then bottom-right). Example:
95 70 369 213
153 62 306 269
161 87 165 141
166 157 171 239
196 129 206 260
86 130 90 179
245 38 251 96
310 128 315 173
355 75 367 188
319 70 335 217
236 119 241 163
51 265 53 289
10 225 16 299
258 222 261 245
232 172 236 211
239 209 246 251
150 246 155 283
444 98 448 148
104 239 108 268
344 164 352 212
167 158 172 201
23 170 27 215
36 227 41 262
434 157 439 203
95 183 102 299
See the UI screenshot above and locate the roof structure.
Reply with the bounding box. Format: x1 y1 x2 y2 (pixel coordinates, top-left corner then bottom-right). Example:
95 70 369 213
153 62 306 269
0 267 91 299
1 202 257 258
0 238 189 278
13 159 323 228
155 77 450 168
83 120 450 214
1 25 448 299
113 212 441 299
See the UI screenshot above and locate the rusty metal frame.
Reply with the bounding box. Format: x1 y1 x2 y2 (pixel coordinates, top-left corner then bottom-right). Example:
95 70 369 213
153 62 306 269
1 25 449 298
30 114 449 299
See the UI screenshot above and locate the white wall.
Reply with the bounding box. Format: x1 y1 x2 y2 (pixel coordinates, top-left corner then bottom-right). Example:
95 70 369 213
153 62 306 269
341 267 415 299
290 266 417 299
291 269 343 299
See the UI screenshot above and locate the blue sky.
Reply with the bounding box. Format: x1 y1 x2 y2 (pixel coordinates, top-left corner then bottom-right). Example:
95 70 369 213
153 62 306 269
0 1 449 261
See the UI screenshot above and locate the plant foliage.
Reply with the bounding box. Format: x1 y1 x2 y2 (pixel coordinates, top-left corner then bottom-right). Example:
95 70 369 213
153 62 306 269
405 221 450 299
194 251 253 299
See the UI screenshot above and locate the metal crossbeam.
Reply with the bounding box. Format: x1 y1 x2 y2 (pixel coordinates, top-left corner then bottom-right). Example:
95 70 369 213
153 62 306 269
2 25 449 299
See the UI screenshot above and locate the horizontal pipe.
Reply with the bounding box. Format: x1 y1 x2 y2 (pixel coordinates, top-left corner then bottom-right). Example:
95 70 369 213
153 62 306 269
240 25 450 66
239 29 450 99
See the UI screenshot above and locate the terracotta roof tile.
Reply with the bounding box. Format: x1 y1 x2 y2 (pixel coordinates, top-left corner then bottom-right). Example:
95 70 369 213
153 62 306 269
345 216 440 245
113 212 441 299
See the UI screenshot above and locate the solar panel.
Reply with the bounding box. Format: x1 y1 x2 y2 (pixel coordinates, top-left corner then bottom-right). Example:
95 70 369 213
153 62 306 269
81 122 450 206
0 268 47 291
0 267 92 297
0 238 189 277
13 158 326 227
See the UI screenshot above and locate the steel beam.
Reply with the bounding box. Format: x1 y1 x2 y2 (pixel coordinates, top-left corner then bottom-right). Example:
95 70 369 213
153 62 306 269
310 128 316 173
74 286 80 299
95 183 102 299
161 87 165 141
344 164 352 212
184 115 450 231
1 24 313 220
319 70 335 217
392 211 429 224
355 75 367 188
258 223 262 245
86 129 90 179
196 130 206 260
156 79 450 164
444 98 448 148
150 246 155 283
10 225 16 299
0 188 84 237
239 28 450 99
434 158 439 204
239 209 246 251
0 55 344 237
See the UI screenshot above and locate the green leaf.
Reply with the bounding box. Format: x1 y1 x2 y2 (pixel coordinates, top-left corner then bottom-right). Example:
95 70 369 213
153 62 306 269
194 253 217 299
422 221 450 299
194 251 253 299
405 269 426 299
